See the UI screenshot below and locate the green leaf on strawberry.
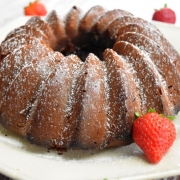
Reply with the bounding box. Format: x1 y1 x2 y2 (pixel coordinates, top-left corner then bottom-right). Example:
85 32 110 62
166 115 176 121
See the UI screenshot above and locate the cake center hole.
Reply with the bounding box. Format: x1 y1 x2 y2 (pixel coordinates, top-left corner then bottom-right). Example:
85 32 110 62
57 32 114 61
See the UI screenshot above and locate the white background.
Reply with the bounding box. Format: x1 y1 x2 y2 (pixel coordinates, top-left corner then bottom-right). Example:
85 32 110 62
0 0 180 28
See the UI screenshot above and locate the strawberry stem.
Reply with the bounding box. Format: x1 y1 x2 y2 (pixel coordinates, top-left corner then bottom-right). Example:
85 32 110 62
159 113 175 121
134 108 175 120
164 3 167 8
148 108 156 113
166 116 175 121
135 111 140 118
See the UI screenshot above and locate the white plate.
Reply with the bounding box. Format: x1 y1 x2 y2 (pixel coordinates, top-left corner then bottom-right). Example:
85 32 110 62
151 21 180 53
0 17 180 180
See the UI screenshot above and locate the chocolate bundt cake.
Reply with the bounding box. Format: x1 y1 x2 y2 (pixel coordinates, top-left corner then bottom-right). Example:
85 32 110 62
0 5 180 150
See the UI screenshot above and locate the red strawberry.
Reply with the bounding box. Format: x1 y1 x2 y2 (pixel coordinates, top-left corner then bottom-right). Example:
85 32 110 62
152 4 176 24
133 109 176 163
24 0 47 16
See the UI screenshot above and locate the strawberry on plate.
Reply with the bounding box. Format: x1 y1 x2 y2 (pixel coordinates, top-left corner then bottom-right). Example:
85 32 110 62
133 109 176 164
152 4 176 24
24 0 47 16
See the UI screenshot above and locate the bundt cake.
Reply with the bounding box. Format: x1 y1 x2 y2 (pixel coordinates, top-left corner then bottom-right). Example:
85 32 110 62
0 5 180 150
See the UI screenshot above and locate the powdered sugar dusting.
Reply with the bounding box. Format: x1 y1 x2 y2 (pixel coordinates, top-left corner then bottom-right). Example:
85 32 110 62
1 35 43 56
0 42 52 108
75 53 111 149
46 10 66 43
103 49 141 140
26 16 56 48
108 16 160 40
96 9 133 34
115 23 180 76
26 54 83 148
64 6 82 39
113 41 165 114
0 53 55 136
119 32 180 114
4 24 49 45
79 5 106 33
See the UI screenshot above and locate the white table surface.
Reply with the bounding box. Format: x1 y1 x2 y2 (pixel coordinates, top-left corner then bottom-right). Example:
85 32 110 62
0 0 180 180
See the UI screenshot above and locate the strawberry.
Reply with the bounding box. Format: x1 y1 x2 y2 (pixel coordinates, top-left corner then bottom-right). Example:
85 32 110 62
152 4 176 24
24 0 47 16
133 109 176 163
